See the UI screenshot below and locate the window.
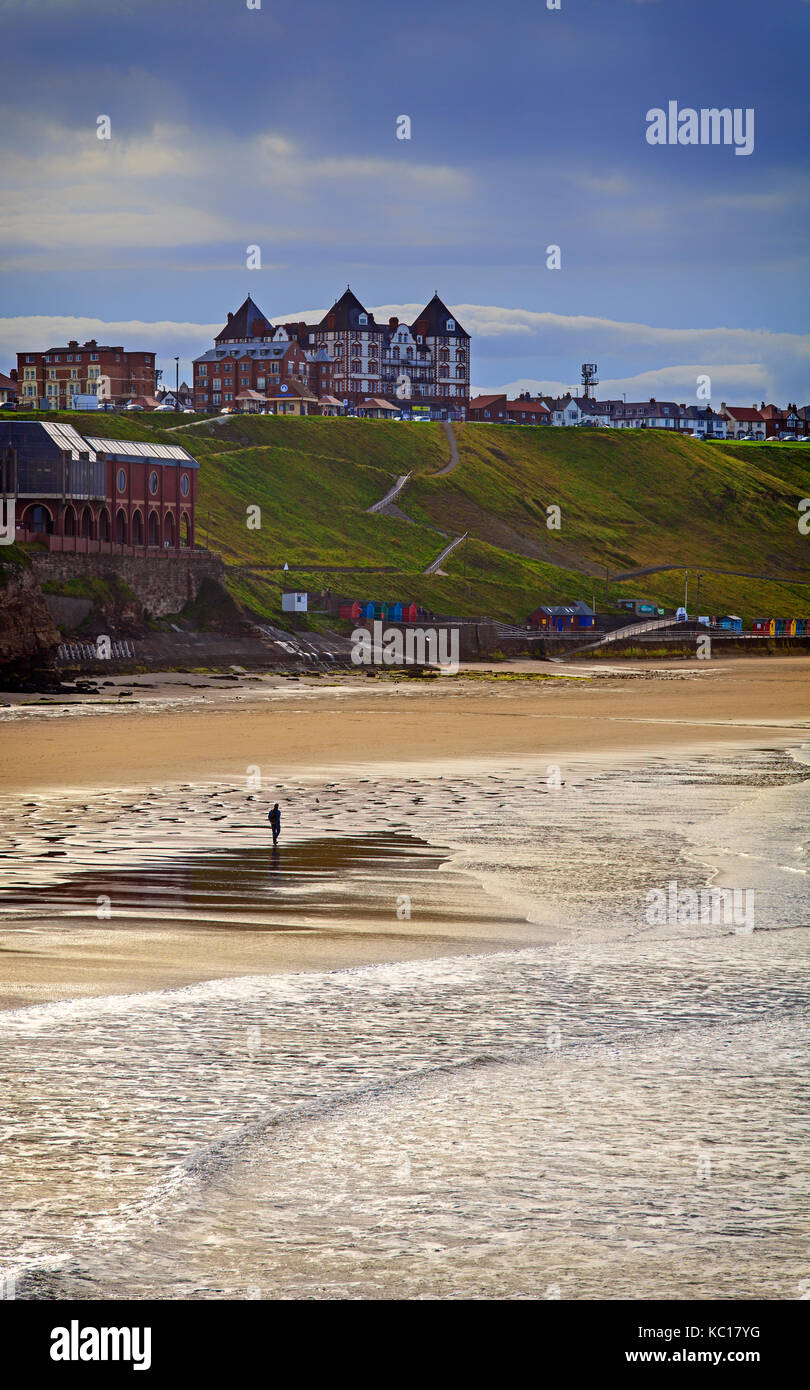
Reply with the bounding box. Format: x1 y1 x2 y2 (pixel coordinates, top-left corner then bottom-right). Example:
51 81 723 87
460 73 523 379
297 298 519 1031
447 319 455 331
212 393 221 405
212 379 222 389
149 471 159 494
91 353 99 362
67 354 73 362
117 469 126 492
257 377 265 389
358 313 367 325
198 364 207 376
181 474 190 497
26 354 35 362
225 393 232 402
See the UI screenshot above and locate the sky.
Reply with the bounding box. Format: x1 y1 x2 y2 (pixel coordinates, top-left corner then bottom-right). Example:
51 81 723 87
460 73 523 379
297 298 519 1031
1 0 808 404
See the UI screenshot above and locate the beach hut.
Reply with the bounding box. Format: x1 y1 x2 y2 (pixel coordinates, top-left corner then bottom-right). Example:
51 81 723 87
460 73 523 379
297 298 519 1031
775 618 787 635
339 601 362 622
401 602 419 622
752 618 770 634
361 601 375 621
797 618 808 636
717 614 743 633
385 602 403 621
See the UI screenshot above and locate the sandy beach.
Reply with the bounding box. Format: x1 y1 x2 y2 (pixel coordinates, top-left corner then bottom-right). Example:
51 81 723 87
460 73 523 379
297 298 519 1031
0 655 808 1007
2 656 808 796
1 654 809 1300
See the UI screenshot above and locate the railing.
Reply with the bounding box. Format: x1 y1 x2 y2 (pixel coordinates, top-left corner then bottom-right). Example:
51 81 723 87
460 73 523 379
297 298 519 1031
56 639 136 664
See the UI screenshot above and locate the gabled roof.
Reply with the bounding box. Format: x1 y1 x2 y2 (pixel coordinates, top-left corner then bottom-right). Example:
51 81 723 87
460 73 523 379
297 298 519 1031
470 393 507 409
318 288 375 332
410 293 468 339
723 406 763 422
215 295 274 343
506 399 550 414
265 379 317 400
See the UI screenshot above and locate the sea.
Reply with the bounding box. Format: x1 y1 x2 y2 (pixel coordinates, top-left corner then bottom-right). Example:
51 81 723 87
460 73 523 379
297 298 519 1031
0 743 807 1300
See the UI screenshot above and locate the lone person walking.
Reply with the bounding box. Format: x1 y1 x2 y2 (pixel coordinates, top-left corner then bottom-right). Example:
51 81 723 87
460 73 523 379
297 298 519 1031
268 802 281 847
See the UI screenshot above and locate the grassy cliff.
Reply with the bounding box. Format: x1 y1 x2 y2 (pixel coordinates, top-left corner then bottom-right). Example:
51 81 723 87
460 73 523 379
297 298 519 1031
12 411 810 625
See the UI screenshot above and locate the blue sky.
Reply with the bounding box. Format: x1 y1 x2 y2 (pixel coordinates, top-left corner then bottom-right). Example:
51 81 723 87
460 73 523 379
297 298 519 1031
1 0 808 403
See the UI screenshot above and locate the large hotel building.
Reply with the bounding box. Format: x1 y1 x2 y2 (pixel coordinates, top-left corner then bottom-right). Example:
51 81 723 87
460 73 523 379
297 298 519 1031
193 288 470 418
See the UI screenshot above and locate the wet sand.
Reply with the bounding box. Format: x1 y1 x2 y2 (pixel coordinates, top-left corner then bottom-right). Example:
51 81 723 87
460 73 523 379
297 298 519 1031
1 657 808 1009
1 657 808 795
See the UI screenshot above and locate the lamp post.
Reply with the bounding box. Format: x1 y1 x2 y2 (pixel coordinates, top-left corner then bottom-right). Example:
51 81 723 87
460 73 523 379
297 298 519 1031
174 356 180 411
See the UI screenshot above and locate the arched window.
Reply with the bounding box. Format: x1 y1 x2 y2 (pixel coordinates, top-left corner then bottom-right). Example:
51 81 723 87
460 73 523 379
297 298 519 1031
22 503 53 534
80 506 93 539
149 470 159 495
164 512 175 547
180 512 191 548
148 511 160 546
63 505 76 537
97 507 111 542
117 468 126 493
116 508 128 544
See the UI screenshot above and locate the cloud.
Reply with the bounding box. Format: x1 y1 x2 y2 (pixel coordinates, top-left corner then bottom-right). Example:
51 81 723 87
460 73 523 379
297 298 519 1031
0 116 476 262
2 305 806 409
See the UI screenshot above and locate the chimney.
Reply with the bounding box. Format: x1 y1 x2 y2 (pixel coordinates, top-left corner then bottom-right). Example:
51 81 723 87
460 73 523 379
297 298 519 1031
389 316 399 330
227 312 233 322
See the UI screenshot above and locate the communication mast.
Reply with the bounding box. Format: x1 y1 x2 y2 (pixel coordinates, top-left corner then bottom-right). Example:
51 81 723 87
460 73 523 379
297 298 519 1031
581 363 599 398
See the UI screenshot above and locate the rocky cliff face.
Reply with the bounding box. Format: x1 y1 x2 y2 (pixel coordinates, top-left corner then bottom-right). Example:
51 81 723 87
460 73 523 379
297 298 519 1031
0 552 60 679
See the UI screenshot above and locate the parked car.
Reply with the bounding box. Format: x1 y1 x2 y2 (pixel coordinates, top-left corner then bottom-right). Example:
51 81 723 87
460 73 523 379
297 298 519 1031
219 406 237 415
124 402 144 411
0 400 17 410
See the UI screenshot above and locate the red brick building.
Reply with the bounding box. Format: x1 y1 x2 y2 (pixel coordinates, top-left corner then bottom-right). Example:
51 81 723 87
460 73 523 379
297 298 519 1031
1 421 198 552
193 297 332 412
16 340 157 410
194 289 470 417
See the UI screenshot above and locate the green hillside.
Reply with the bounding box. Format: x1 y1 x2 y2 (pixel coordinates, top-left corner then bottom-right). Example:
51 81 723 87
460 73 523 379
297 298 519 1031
13 411 810 625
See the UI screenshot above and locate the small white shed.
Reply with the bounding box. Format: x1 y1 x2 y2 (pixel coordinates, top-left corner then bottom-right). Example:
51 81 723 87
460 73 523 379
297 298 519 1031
282 591 308 613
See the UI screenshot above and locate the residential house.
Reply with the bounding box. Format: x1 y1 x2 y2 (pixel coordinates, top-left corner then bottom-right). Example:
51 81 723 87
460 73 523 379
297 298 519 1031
504 398 551 425
681 404 727 438
759 402 803 438
468 394 507 422
0 371 17 405
719 404 766 440
611 398 683 430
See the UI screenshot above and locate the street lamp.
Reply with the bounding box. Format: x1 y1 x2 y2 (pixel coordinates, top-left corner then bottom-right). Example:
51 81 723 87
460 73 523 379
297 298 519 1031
174 356 180 411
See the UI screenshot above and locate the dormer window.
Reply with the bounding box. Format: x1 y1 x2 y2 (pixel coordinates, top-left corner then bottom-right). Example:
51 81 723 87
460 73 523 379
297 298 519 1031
446 319 455 331
358 313 367 325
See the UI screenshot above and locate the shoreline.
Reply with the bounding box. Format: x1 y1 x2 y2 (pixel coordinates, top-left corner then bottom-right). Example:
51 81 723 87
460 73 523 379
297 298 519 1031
1 656 808 1012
